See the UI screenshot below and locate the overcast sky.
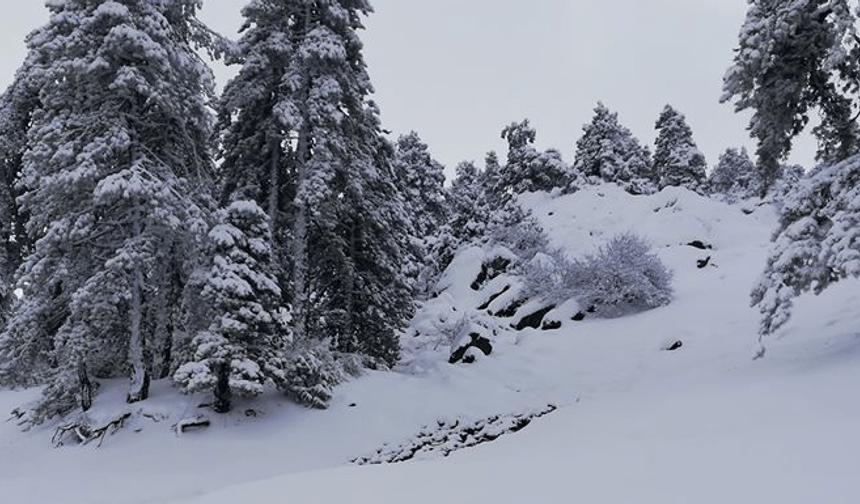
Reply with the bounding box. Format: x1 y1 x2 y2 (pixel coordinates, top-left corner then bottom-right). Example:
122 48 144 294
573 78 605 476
0 0 816 178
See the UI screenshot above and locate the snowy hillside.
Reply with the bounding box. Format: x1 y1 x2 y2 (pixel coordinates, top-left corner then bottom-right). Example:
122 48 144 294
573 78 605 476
3 185 860 504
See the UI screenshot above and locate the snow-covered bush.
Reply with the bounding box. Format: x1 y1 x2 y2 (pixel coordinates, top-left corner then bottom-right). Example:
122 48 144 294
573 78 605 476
575 233 673 317
521 233 673 317
521 249 577 304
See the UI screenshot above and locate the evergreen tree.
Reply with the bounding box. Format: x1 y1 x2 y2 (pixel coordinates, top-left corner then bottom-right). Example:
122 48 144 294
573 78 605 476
497 120 570 195
221 1 411 368
0 0 216 423
482 150 502 198
175 201 288 413
722 0 860 194
708 147 761 201
573 103 655 194
215 0 299 297
392 131 447 238
448 161 493 246
0 50 44 327
722 1 860 344
392 131 447 298
653 105 707 192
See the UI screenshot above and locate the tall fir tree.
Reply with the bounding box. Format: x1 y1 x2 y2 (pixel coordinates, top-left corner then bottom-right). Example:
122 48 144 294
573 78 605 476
573 102 655 195
0 63 40 327
392 131 447 238
224 0 411 366
497 119 570 195
392 131 448 298
653 105 707 192
0 0 216 423
722 0 860 194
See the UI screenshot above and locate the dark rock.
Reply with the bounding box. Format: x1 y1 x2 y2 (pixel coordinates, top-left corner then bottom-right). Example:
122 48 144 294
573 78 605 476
697 256 711 269
348 403 357 408
666 340 683 351
572 312 586 321
586 305 597 313
478 284 510 311
687 240 712 250
542 320 562 330
449 333 493 364
471 334 492 356
470 256 512 291
514 305 556 330
493 297 527 318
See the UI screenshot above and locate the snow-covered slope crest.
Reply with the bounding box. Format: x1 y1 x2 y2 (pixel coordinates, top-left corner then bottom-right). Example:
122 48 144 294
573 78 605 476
518 182 776 258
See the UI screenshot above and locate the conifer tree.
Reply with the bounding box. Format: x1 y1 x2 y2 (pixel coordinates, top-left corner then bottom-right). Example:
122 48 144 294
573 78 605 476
392 131 447 238
0 51 44 327
175 201 288 413
0 0 216 422
497 120 570 195
448 161 492 245
653 105 707 192
722 0 860 194
573 103 655 194
708 147 760 201
723 1 860 344
392 131 447 298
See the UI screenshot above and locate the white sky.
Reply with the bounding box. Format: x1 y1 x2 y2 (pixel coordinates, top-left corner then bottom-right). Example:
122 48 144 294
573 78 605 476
0 0 817 179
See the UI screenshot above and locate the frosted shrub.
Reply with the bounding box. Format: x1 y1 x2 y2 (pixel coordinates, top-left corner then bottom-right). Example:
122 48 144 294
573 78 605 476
577 233 673 317
522 249 578 303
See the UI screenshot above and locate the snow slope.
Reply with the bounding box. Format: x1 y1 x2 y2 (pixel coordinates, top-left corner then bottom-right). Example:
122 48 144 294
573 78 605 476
2 184 859 504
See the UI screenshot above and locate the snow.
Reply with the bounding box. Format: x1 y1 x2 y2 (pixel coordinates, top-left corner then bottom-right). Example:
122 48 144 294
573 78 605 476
3 184 860 503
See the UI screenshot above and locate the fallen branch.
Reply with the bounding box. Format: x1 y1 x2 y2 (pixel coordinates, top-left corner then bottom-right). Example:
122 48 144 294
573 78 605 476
52 412 132 448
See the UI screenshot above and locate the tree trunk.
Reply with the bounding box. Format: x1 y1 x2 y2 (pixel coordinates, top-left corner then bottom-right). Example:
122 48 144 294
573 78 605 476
213 361 231 413
291 4 314 342
127 209 150 404
267 133 280 240
78 361 92 412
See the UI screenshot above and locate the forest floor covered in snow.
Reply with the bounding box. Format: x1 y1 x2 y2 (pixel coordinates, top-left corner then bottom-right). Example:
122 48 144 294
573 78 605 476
2 184 859 504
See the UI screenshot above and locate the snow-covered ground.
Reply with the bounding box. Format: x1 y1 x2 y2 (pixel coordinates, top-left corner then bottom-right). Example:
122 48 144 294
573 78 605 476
2 184 859 504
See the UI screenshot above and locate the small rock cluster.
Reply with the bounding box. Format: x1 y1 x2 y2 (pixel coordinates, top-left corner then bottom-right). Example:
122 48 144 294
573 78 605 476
352 404 557 465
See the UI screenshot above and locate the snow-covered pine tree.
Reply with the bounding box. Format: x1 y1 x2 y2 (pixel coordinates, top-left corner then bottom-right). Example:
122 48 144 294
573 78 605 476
174 201 288 413
308 105 413 368
708 147 761 202
0 0 216 423
392 131 447 238
497 120 570 195
0 77 36 327
573 102 655 194
722 1 860 343
448 161 493 246
392 131 448 298
653 105 707 192
215 0 303 297
722 0 860 195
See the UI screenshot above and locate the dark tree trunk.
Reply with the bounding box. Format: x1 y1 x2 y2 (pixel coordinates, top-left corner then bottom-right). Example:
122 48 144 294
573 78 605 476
78 361 93 412
213 362 231 413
